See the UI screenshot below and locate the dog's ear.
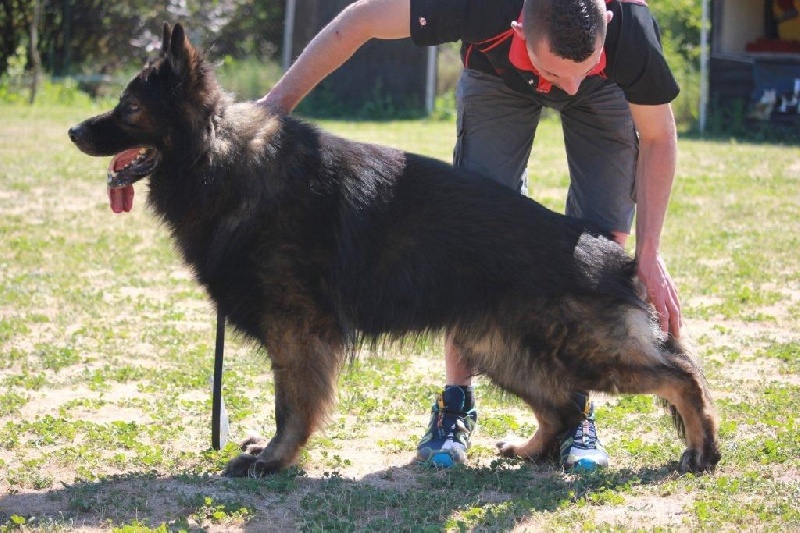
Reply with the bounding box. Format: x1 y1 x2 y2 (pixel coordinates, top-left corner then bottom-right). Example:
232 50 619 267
162 22 220 105
167 23 196 79
161 22 172 56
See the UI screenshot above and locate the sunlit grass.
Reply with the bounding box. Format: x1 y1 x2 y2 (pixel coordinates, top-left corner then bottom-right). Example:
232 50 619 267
0 104 798 531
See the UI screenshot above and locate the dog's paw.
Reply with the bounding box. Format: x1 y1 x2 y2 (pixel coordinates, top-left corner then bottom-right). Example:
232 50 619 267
222 453 259 477
222 452 287 478
678 446 720 474
496 438 554 462
249 458 285 477
496 439 527 459
238 434 269 455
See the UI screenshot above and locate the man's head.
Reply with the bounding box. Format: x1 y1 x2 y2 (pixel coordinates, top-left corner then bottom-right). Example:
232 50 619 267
513 0 612 95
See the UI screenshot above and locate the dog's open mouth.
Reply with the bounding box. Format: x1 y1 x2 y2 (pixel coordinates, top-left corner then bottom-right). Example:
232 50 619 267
107 147 160 188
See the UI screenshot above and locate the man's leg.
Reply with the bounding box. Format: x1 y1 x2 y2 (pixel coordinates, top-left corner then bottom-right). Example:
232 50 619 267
416 69 540 467
558 79 639 471
561 79 638 234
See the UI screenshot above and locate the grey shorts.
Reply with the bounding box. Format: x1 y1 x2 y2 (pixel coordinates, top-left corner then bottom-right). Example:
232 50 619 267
453 69 638 234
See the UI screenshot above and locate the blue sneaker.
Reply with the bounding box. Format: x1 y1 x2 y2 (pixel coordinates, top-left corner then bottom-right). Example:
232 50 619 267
560 395 609 472
416 386 477 467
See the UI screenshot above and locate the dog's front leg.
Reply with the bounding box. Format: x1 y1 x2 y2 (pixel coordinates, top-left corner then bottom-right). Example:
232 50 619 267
222 373 316 476
223 328 343 477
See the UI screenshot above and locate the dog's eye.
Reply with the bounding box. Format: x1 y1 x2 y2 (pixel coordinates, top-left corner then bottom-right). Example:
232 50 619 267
125 102 141 114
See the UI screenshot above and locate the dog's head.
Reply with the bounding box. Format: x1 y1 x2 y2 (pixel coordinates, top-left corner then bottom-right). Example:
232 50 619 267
68 23 221 188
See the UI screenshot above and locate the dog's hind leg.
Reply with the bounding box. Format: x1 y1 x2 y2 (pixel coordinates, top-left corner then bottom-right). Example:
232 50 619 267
650 338 720 473
223 322 345 477
587 310 721 473
616 358 720 473
496 398 576 462
453 326 581 462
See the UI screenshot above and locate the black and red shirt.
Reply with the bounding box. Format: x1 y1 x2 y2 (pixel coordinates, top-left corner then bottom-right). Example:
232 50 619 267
409 0 680 105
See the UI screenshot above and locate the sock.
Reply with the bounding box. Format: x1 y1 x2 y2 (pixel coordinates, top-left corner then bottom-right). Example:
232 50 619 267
444 385 475 412
572 391 593 419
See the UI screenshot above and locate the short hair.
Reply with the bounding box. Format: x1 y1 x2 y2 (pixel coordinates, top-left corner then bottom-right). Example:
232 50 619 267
522 0 607 62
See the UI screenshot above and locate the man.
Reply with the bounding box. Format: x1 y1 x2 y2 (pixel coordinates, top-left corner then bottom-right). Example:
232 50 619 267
110 0 683 472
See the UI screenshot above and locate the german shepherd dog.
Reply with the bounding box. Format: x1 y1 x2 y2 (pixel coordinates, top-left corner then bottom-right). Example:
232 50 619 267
69 23 720 476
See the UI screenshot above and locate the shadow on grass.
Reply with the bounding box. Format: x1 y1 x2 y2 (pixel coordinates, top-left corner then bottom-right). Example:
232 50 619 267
0 460 681 530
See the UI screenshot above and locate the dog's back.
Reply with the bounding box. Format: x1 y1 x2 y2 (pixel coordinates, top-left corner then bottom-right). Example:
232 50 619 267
179 104 644 347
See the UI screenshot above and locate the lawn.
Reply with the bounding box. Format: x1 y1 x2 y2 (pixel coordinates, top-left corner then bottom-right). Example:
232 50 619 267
0 104 798 531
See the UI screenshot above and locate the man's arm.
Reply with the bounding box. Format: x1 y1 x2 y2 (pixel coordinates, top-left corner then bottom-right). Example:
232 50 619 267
629 102 682 338
259 0 411 113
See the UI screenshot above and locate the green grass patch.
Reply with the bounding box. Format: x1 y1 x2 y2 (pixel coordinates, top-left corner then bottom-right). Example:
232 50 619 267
0 104 797 530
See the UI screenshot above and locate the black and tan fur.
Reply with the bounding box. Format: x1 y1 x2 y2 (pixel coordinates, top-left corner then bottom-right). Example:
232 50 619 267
68 23 720 477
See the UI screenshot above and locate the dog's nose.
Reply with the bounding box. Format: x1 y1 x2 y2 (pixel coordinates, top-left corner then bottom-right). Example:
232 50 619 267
68 125 81 143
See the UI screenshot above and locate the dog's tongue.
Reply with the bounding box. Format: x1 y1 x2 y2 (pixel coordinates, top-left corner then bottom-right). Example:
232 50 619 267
108 184 135 213
110 148 142 174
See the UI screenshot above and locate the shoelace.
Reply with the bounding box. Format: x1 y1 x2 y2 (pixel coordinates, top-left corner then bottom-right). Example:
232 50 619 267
573 420 597 449
436 411 469 439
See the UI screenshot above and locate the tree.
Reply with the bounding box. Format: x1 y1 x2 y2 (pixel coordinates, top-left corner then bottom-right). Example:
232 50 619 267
650 0 703 66
29 0 41 102
1 0 29 75
2 0 286 77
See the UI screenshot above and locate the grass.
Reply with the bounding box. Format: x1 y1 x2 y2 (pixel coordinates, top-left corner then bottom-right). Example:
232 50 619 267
0 103 799 531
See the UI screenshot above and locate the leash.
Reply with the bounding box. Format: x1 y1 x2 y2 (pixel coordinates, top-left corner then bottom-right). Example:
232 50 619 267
211 308 226 450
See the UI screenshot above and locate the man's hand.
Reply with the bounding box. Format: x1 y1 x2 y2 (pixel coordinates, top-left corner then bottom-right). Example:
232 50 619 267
109 185 135 213
637 252 682 338
255 92 283 113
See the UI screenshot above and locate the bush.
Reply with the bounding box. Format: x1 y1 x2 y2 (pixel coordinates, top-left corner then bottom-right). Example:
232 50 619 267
659 38 702 130
215 56 284 101
0 76 101 106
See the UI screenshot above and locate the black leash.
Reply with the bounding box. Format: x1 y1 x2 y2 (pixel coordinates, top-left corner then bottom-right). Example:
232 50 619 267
211 308 225 450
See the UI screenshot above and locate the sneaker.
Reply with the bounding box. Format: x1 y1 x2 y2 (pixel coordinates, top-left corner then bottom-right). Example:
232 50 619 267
416 386 478 467
560 395 609 472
